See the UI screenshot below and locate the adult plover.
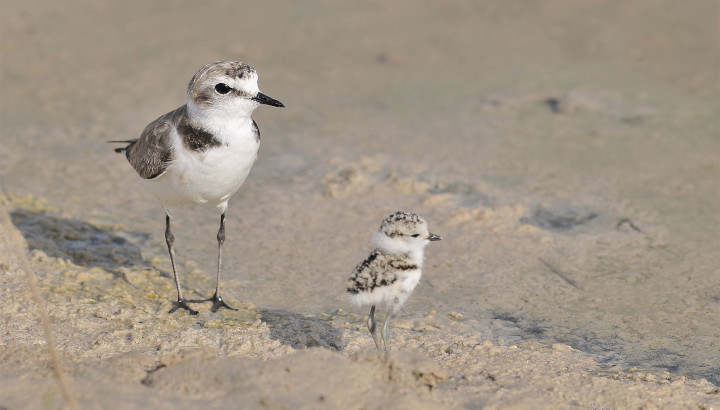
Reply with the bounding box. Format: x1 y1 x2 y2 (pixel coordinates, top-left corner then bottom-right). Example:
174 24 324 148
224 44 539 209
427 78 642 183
111 61 284 314
347 211 442 352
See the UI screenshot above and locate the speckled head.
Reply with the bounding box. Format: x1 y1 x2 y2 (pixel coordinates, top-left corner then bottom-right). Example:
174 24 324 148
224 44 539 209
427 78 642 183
373 211 442 256
186 61 284 110
380 211 426 237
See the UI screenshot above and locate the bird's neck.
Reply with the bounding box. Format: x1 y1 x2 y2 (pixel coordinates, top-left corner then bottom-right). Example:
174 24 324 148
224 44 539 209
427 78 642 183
373 232 425 268
186 100 254 138
406 248 425 268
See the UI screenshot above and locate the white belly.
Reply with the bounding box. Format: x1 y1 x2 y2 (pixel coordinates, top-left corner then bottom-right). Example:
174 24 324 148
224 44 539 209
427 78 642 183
143 131 259 212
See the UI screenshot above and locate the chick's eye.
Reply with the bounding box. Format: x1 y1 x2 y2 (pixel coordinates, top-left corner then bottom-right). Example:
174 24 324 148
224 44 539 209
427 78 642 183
215 83 232 94
411 234 420 238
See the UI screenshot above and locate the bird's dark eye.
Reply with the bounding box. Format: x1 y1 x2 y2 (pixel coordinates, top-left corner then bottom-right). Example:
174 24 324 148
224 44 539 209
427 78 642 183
215 83 232 94
411 234 420 238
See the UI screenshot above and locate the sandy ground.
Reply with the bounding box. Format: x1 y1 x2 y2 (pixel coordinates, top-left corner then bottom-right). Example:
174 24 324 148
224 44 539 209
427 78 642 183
1 1 719 409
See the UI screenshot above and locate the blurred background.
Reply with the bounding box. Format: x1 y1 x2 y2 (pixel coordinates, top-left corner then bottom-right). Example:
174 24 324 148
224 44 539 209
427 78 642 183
1 0 718 384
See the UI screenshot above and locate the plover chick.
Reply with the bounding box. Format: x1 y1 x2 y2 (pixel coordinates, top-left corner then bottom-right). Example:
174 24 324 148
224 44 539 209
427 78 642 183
347 211 442 353
111 61 284 314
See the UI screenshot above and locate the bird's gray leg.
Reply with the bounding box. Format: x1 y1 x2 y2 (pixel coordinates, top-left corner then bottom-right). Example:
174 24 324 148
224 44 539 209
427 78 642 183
210 212 237 312
381 305 396 354
166 215 198 315
367 305 383 352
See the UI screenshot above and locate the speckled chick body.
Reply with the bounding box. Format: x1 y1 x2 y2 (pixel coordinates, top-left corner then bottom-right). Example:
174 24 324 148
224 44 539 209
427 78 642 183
347 212 441 309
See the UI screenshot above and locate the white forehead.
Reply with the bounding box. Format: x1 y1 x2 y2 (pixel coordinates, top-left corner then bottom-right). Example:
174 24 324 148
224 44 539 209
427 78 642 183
221 70 259 94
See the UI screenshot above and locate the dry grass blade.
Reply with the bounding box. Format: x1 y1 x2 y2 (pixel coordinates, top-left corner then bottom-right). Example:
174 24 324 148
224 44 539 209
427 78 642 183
0 202 79 410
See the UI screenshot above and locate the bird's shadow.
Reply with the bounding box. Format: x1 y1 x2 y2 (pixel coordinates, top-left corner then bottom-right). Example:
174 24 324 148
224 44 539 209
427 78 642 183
11 209 349 352
10 209 151 278
259 308 346 351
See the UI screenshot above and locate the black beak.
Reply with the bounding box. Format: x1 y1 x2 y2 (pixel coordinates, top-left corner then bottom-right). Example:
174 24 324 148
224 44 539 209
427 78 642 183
428 233 443 241
253 92 284 107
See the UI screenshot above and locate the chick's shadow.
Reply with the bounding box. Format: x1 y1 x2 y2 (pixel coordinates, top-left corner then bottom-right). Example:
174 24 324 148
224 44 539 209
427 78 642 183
260 308 346 351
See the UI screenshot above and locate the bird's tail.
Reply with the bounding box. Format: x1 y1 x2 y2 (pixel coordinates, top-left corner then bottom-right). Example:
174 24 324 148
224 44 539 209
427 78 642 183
107 139 137 153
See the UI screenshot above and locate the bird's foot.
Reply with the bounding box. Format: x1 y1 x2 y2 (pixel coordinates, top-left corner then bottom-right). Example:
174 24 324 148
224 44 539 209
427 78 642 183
210 293 238 312
169 299 199 315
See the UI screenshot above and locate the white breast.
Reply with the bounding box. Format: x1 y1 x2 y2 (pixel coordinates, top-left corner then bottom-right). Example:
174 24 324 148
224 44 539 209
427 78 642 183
143 118 259 213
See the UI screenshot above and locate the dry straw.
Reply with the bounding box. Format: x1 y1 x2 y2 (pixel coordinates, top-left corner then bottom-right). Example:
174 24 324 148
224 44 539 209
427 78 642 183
0 201 79 409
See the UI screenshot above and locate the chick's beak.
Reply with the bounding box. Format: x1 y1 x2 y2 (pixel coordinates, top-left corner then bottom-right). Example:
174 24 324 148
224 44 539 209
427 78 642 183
428 233 443 241
253 92 285 107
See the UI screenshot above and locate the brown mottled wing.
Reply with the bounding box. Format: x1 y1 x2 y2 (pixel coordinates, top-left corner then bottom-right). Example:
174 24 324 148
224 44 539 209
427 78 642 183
347 250 418 294
124 106 186 179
